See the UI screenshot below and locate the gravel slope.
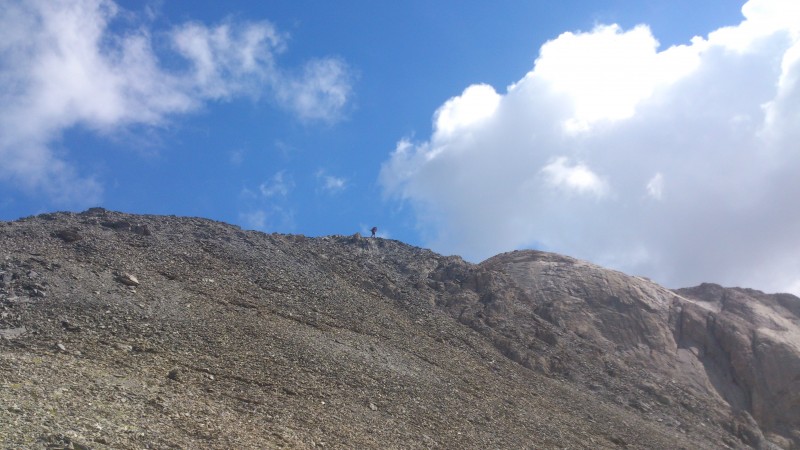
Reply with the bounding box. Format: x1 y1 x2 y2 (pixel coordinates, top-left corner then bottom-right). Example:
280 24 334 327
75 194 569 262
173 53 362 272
1 209 794 449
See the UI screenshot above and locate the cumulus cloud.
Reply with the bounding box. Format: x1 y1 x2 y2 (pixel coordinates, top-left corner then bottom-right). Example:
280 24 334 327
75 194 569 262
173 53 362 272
381 0 800 294
541 157 608 197
0 0 352 205
434 84 501 137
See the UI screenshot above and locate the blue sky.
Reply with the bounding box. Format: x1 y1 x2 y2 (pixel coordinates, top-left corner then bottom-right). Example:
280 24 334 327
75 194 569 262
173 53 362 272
2 0 800 294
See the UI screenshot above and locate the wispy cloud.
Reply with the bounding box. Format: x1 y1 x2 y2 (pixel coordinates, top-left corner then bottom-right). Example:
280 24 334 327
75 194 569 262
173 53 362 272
646 173 664 200
240 209 267 229
238 170 296 232
381 0 800 294
229 149 245 166
0 0 353 206
315 169 347 194
274 58 354 123
239 206 295 231
259 171 293 197
170 19 284 100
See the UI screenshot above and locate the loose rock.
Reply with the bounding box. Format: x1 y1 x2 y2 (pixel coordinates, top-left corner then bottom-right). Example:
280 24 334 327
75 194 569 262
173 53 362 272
115 272 140 287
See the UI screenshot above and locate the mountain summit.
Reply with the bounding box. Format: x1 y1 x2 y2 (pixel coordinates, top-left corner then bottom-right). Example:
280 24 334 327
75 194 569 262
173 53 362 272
1 209 798 449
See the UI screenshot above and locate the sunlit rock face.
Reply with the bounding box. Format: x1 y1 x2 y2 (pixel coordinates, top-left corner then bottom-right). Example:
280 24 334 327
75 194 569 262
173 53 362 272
458 250 800 447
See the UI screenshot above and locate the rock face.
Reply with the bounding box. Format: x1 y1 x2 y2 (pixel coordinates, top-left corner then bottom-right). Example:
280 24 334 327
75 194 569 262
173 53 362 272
0 209 798 449
436 250 800 448
675 284 800 446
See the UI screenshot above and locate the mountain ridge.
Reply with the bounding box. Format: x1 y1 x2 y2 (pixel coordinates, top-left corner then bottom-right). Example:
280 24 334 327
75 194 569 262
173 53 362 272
1 209 798 449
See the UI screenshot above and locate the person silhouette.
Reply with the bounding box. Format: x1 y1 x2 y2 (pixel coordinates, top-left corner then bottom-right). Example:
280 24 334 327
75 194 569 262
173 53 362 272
370 226 377 238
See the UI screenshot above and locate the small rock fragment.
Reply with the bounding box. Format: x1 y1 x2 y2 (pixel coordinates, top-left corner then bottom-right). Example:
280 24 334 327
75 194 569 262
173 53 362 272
56 343 67 352
114 343 133 352
609 435 627 446
368 402 378 411
116 273 140 287
167 368 181 381
0 327 26 340
72 441 92 450
282 387 298 396
61 320 82 332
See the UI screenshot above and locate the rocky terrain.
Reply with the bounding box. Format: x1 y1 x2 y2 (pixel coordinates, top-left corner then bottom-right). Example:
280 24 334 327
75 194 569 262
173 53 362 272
0 209 798 449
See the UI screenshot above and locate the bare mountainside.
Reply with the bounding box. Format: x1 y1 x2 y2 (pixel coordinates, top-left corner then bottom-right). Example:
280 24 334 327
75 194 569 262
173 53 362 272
1 209 798 449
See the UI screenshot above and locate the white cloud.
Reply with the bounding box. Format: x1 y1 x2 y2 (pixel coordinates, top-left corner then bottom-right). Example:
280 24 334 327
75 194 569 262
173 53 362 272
229 149 245 166
381 0 800 294
240 209 267 229
171 20 283 99
274 58 353 123
315 169 347 193
239 171 296 232
259 171 293 197
646 173 664 200
239 206 294 231
325 176 346 191
531 24 701 132
541 157 608 197
434 84 501 137
0 0 353 206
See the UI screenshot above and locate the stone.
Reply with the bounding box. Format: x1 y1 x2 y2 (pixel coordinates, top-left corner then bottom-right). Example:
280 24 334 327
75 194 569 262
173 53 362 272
116 273 140 287
609 435 627 446
282 387 298 396
53 228 83 243
168 368 180 381
132 224 151 236
765 433 792 449
82 206 107 215
61 321 82 332
732 410 764 447
0 327 26 340
72 441 92 450
114 343 133 352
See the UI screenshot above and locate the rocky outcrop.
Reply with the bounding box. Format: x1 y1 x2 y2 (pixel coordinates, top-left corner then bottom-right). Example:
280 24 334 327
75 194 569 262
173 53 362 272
429 249 800 448
1 209 798 448
675 284 800 447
